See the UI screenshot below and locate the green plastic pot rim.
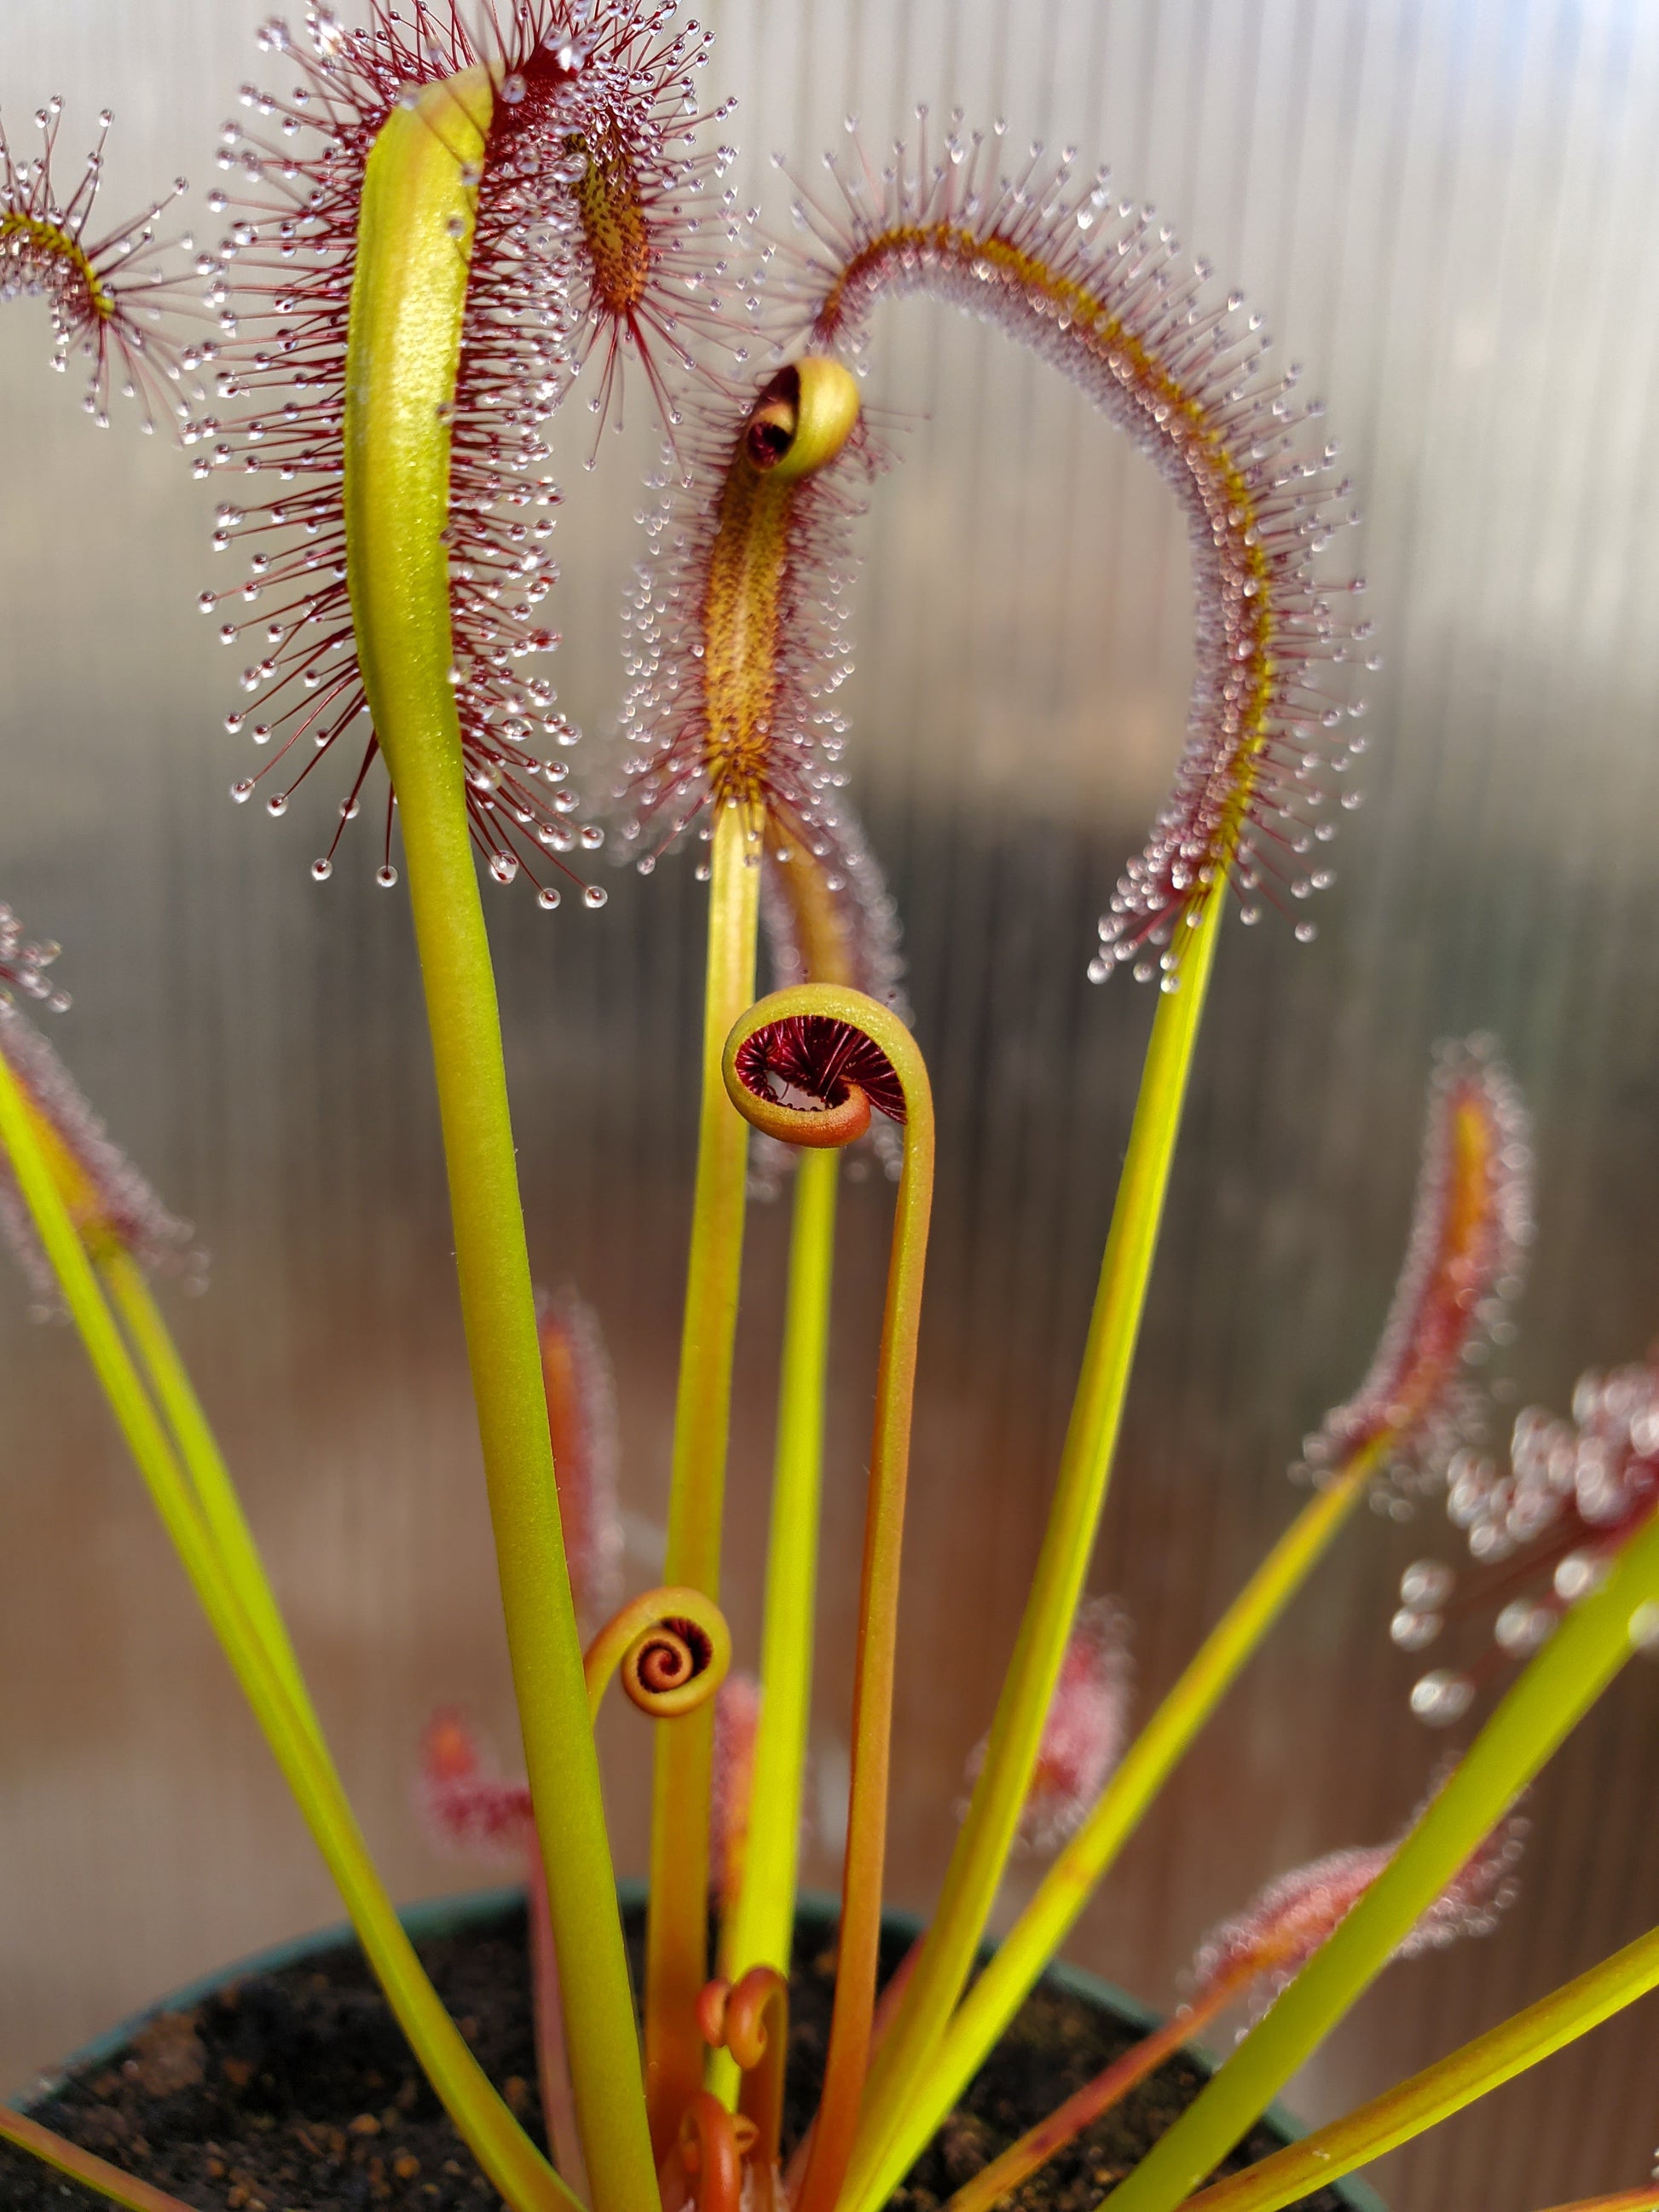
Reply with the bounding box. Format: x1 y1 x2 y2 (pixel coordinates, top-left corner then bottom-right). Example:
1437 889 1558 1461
19 1883 1387 2212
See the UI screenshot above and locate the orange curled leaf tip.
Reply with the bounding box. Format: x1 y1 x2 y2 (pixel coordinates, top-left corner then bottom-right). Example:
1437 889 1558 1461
725 1966 787 2067
725 989 912 1155
586 1585 733 1718
752 813 911 1194
1299 1037 1531 1505
695 1977 732 2051
743 355 862 482
658 2090 747 2212
727 1016 877 1147
695 1962 785 2069
623 1610 729 1717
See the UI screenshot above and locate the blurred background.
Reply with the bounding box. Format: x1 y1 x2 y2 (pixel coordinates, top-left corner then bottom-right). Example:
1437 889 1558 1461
4 0 1659 2203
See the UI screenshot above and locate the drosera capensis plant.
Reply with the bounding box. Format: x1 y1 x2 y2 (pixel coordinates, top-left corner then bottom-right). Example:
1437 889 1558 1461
3 6 1659 2211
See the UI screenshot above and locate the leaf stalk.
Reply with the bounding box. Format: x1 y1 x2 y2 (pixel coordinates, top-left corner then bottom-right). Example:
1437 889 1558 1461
1107 1505 1659 2212
1175 1918 1659 2212
856 1443 1378 2208
0 1046 578 2212
718 1145 840 1991
344 76 653 2205
646 800 763 2150
844 877 1228 2204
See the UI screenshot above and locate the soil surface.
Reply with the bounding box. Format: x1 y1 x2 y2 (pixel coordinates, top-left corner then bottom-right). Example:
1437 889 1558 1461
3 1901 1353 2211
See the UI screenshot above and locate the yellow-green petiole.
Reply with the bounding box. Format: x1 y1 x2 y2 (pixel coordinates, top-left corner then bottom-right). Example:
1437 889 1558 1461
1107 1505 1659 2212
344 72 653 2207
855 1440 1380 2210
714 1145 839 2020
1176 1916 1659 2212
645 799 764 2150
845 875 1228 2203
0 1047 578 2212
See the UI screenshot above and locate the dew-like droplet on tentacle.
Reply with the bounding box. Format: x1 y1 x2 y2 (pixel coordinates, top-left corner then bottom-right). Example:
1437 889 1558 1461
205 0 745 895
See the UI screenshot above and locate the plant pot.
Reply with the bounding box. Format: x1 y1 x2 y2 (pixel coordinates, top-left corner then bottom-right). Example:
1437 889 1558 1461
9 1886 1386 2211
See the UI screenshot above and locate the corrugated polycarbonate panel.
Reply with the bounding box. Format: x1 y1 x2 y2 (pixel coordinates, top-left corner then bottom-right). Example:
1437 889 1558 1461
3 3 1659 2203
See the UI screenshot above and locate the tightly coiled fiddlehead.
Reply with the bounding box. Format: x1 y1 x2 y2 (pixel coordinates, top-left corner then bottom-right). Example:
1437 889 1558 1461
583 1585 732 1720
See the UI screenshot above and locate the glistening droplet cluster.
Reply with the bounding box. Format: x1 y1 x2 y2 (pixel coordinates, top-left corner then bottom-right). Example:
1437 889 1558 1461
783 113 1373 981
196 2 742 901
0 98 198 431
615 398 873 871
1396 1360 1659 1724
0 904 70 1015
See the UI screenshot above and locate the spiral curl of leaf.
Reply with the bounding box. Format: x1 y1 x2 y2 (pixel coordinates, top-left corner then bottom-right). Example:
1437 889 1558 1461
697 1965 789 2201
657 2091 756 2212
699 1960 789 2080
582 1585 731 1720
723 991 910 1151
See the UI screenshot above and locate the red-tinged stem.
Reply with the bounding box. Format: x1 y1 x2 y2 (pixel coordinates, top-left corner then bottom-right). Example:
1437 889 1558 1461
943 1977 1240 2212
718 989 935 2212
525 1839 589 2201
0 2108 195 2212
847 883 1227 2209
782 1932 923 2199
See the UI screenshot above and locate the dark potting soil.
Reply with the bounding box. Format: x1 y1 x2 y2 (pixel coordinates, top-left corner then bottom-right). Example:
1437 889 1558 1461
2 1903 1352 2212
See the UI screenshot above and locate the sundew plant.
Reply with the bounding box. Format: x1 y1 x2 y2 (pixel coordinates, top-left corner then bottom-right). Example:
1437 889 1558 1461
3 7 1659 2212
